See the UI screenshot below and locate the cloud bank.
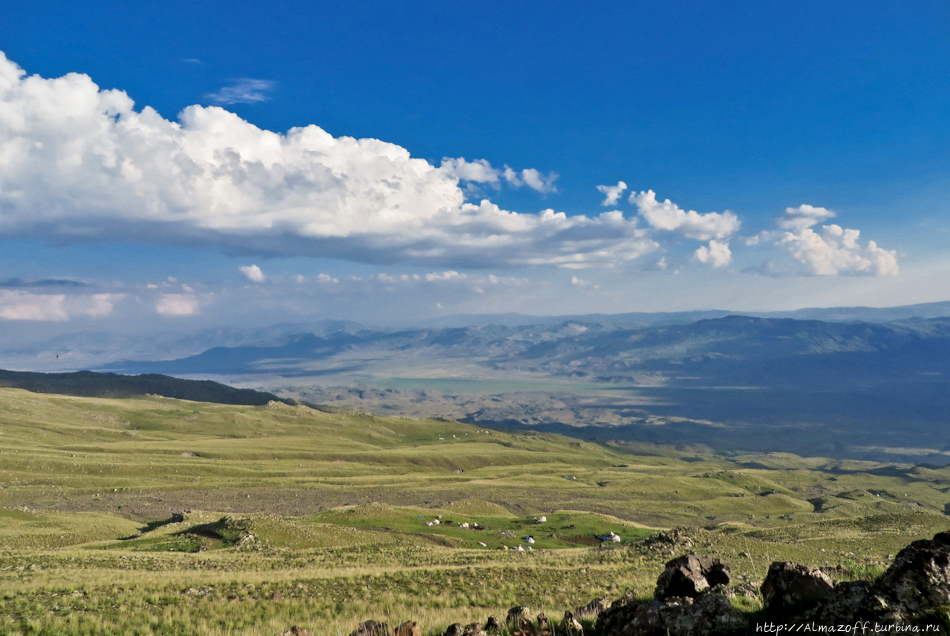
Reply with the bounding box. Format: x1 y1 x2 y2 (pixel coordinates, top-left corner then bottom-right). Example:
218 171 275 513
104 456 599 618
0 291 119 321
0 52 899 279
1 53 632 269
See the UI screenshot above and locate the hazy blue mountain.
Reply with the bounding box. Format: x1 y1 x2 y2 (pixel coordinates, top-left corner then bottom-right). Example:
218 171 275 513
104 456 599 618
101 315 950 390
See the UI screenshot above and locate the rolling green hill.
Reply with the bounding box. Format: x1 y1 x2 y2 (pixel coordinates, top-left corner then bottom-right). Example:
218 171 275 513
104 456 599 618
1 388 949 634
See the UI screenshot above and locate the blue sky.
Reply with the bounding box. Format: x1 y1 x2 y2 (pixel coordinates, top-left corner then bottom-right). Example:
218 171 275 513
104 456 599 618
0 0 949 330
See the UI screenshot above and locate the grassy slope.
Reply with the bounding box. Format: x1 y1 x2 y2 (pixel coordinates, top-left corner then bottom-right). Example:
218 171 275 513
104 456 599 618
1 387 949 635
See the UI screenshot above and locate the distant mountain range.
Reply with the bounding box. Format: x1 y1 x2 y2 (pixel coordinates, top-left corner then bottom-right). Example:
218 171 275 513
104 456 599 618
5 301 950 373
101 315 950 390
91 311 950 463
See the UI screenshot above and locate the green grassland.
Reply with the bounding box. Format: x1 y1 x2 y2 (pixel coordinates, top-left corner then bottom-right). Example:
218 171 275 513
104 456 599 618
1 387 949 635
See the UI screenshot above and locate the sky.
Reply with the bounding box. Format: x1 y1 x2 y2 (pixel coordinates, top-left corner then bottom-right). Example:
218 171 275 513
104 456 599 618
1 0 949 333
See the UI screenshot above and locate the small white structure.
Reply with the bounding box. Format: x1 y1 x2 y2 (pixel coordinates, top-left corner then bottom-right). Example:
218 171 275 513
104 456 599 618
426 521 433 527
612 535 621 543
461 522 470 529
526 537 535 544
536 515 547 523
478 542 487 547
517 545 525 552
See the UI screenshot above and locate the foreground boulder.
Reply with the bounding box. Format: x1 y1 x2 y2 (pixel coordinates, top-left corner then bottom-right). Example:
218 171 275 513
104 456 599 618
624 591 746 636
594 594 641 636
484 616 501 634
804 580 872 625
761 562 835 620
862 530 950 625
655 554 731 600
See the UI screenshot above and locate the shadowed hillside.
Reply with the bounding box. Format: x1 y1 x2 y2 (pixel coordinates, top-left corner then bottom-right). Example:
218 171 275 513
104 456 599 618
0 369 294 406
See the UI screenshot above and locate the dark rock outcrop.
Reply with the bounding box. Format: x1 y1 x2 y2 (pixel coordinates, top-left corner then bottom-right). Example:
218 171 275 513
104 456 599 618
862 530 950 625
594 595 642 636
761 562 835 620
484 616 501 634
655 554 731 601
620 592 746 636
804 580 872 625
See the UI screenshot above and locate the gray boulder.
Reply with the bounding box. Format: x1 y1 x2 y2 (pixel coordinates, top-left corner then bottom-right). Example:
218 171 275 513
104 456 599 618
594 595 642 636
624 592 746 636
862 531 950 625
804 580 871 625
655 554 731 601
761 562 835 620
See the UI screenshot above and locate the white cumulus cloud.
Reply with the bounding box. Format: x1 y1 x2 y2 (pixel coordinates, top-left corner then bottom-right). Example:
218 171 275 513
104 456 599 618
778 223 898 276
503 167 559 194
693 240 732 268
440 158 501 184
762 205 899 276
0 52 654 270
239 264 266 283
596 181 628 206
631 190 741 241
777 204 836 232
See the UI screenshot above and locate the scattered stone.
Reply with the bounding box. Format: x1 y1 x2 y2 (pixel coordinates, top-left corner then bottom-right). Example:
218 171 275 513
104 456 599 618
655 554 731 601
462 622 485 636
506 606 534 631
281 627 312 636
760 562 834 620
643 528 693 552
395 621 422 636
574 596 611 620
443 623 464 636
536 612 550 631
350 620 391 636
484 615 501 634
560 610 584 636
